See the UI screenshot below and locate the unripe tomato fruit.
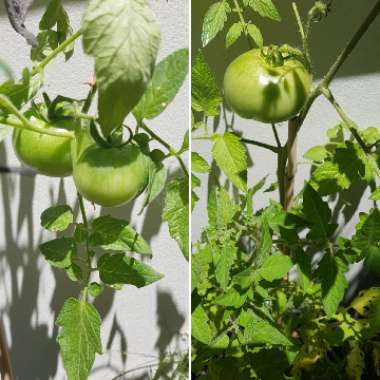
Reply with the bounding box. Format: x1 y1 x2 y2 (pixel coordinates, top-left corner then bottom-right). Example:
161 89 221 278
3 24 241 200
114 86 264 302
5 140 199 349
73 144 149 207
12 118 73 177
224 49 312 123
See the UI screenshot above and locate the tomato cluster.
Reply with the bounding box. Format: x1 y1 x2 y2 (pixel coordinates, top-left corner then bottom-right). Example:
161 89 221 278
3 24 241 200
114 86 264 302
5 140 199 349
11 112 149 208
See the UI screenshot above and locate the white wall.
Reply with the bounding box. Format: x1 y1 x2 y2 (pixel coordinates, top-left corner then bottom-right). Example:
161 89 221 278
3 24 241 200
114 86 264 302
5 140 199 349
0 1 189 379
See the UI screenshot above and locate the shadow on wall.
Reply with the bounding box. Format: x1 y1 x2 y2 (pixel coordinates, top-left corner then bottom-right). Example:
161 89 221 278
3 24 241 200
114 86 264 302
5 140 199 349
192 0 380 85
0 141 186 379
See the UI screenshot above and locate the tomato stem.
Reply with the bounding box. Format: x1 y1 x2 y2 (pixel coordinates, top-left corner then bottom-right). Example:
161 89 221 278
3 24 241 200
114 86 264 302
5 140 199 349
321 87 380 178
292 2 312 71
241 137 279 154
78 192 93 299
31 30 82 76
284 118 299 210
298 0 380 129
139 121 189 177
232 0 253 48
0 95 74 138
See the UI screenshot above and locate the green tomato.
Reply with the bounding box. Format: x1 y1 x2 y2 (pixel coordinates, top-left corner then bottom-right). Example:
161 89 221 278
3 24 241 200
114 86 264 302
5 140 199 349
12 118 73 177
223 48 312 123
73 143 149 207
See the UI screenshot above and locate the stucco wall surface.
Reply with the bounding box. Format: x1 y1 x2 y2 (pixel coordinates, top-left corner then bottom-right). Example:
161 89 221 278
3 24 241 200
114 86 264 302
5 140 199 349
0 1 189 379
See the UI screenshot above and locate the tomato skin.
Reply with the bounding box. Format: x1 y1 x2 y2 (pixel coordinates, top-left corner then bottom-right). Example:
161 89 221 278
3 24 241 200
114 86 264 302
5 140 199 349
223 49 312 123
73 144 149 207
12 122 73 177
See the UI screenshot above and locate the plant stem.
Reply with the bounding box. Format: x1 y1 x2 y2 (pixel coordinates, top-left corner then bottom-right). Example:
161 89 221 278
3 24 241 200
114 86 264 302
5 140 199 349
32 31 82 75
321 87 380 178
277 147 287 208
0 95 74 138
285 118 299 210
81 83 97 114
232 0 253 47
271 124 282 148
0 318 13 380
78 192 92 299
320 87 368 151
242 137 279 153
140 122 189 177
297 0 380 129
292 2 312 70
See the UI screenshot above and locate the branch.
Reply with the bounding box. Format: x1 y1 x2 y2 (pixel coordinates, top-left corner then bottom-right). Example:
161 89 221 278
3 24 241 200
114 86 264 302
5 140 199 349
241 137 279 153
297 0 380 128
140 122 189 177
232 0 253 48
31 31 82 75
0 95 74 138
292 2 312 71
285 118 299 210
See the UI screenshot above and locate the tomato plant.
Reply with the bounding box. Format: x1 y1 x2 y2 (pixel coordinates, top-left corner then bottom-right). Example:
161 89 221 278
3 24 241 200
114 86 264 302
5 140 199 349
0 0 189 379
192 0 380 379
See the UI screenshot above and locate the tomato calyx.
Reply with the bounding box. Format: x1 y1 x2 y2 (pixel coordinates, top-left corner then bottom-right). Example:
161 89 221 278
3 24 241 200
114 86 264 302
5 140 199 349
89 120 134 149
261 45 284 67
261 44 311 73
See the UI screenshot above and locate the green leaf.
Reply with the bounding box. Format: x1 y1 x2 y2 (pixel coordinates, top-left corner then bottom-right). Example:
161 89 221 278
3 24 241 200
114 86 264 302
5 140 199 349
201 1 231 47
218 188 239 226
318 254 348 317
226 22 243 48
56 298 102 380
311 161 350 195
65 263 83 282
370 188 380 201
368 299 380 334
350 288 380 315
39 237 75 268
303 184 336 242
88 282 104 298
248 0 281 21
304 145 328 161
345 342 365 380
259 253 293 282
212 133 248 191
215 244 237 289
90 215 151 255
98 254 163 287
40 205 73 232
352 209 380 256
37 0 74 61
82 0 161 135
0 69 42 109
192 246 212 293
31 31 59 62
192 305 213 344
364 246 380 275
215 287 247 308
139 151 168 214
191 51 222 116
256 216 272 266
163 178 189 260
192 152 210 173
243 320 292 346
247 24 263 47
133 48 188 120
